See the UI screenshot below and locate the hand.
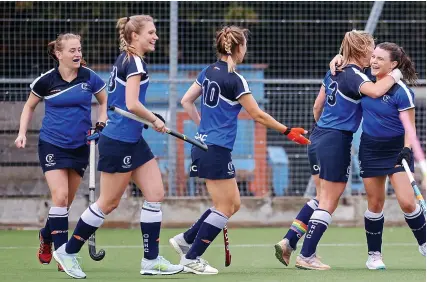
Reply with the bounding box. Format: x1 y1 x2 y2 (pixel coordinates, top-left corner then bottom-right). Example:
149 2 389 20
15 134 26 148
395 146 412 166
145 112 166 130
330 54 343 75
388 68 403 83
86 121 106 144
152 113 166 133
284 127 310 145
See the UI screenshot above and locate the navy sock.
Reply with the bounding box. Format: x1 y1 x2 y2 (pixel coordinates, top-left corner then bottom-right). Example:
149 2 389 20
284 198 318 249
183 207 214 244
300 209 331 258
48 207 68 250
186 210 228 260
40 217 52 242
404 204 426 246
65 203 104 254
140 201 162 260
364 210 384 253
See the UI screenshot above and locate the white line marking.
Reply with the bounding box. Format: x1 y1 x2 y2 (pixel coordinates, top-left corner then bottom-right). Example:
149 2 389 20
0 243 415 250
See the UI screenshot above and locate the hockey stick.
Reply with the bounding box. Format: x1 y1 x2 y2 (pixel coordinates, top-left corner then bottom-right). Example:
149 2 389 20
109 106 208 151
402 159 426 216
223 225 231 267
88 130 106 261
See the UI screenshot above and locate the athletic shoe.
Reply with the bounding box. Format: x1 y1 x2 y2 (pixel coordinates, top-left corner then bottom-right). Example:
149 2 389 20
295 254 330 270
179 256 218 275
366 251 386 270
274 238 294 266
140 256 184 275
419 243 426 256
53 244 86 279
37 231 52 265
169 233 192 256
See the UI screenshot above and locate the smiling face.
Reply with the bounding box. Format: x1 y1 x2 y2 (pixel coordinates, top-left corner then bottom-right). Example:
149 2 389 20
132 21 158 55
370 47 398 78
55 38 82 70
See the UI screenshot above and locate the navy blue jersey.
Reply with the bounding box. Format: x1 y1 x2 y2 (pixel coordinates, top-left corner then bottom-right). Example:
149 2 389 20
317 65 371 133
195 60 251 150
30 66 106 148
361 81 415 137
102 52 149 143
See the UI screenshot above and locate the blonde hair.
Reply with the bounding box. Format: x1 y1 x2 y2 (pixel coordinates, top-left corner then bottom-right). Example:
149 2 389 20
116 15 154 63
47 33 87 66
338 30 374 70
215 25 248 73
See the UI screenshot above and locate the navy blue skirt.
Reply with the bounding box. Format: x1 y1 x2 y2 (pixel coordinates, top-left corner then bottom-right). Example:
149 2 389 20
97 134 154 173
359 133 414 178
311 126 353 183
189 145 235 180
38 139 89 177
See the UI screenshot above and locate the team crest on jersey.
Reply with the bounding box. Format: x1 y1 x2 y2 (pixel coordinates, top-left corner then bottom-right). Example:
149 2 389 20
382 95 391 103
81 83 90 91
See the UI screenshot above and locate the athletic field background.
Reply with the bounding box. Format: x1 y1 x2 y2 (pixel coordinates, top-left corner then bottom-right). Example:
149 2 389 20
0 227 424 282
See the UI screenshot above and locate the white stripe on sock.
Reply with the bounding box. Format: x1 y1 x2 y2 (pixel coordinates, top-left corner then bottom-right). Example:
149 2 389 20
404 204 422 219
364 209 384 221
140 209 162 223
307 199 319 210
204 212 228 229
48 207 68 218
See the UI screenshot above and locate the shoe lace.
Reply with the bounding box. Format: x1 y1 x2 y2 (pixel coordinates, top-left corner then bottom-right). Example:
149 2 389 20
66 255 83 272
39 241 52 254
196 257 209 265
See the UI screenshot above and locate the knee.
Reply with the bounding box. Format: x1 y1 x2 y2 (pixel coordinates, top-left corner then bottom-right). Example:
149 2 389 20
400 201 416 214
145 188 164 202
99 199 120 215
232 197 241 215
368 200 384 213
51 191 68 207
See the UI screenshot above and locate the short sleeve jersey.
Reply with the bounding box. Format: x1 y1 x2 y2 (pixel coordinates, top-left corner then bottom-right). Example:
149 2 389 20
101 52 149 143
317 64 371 133
195 60 251 150
30 66 106 148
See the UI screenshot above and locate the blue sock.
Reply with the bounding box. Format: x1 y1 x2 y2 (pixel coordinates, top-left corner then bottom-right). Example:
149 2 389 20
183 207 214 244
404 204 426 246
140 201 162 260
285 198 318 249
48 207 69 250
66 203 105 254
186 210 228 260
300 209 331 258
364 210 384 253
40 217 52 242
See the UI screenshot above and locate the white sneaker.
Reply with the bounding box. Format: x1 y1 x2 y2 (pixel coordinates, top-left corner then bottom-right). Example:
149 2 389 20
295 254 330 270
366 251 386 270
274 238 294 266
419 243 426 256
53 244 86 279
140 256 184 275
180 256 218 275
169 233 192 256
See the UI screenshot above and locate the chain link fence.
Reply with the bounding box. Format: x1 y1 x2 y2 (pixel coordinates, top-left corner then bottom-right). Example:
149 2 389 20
0 1 425 197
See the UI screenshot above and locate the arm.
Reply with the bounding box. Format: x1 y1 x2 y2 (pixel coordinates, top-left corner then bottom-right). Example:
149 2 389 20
94 89 108 123
125 75 165 132
313 86 326 122
15 92 41 148
359 75 398 99
238 94 309 145
181 82 202 126
401 108 416 149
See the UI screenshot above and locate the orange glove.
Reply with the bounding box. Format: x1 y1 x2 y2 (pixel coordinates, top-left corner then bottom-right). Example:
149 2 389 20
284 127 310 145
